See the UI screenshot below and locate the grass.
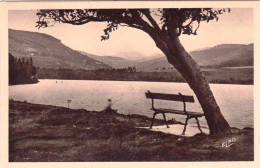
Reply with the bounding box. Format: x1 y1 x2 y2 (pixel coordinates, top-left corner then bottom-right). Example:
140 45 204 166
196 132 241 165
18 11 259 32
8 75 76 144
9 100 254 161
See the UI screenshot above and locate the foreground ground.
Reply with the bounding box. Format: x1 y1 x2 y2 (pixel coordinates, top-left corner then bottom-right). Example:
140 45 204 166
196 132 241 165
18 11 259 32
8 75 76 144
9 101 254 161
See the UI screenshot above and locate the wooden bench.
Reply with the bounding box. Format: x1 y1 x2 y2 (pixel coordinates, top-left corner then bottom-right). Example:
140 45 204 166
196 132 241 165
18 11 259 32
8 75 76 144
145 90 205 135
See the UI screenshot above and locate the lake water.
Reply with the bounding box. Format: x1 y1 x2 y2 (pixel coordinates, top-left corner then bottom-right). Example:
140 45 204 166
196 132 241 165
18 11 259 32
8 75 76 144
9 80 254 129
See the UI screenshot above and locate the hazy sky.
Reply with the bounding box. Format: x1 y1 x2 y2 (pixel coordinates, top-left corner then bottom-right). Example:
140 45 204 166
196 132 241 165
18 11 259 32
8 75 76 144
8 8 253 57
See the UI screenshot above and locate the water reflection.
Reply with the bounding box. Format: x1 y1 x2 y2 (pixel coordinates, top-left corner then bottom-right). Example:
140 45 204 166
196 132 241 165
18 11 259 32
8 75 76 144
9 79 253 129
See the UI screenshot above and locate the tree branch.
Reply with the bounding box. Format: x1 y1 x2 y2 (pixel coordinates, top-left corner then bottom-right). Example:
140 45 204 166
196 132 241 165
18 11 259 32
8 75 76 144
140 9 161 32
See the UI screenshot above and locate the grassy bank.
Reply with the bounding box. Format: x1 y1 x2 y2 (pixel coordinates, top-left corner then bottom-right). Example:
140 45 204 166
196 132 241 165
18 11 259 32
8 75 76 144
9 101 253 161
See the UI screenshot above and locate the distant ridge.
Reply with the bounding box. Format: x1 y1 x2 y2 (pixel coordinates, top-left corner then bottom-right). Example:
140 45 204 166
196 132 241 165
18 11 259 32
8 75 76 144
83 43 253 71
80 51 137 69
9 29 253 71
190 43 253 68
133 43 253 71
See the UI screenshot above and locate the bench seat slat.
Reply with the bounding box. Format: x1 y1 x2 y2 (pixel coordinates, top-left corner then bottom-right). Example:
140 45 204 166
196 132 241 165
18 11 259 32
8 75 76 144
145 91 205 134
153 108 204 117
145 92 194 102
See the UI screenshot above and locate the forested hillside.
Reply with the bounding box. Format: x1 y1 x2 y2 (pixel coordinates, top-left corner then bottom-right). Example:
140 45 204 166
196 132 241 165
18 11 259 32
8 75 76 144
9 53 38 85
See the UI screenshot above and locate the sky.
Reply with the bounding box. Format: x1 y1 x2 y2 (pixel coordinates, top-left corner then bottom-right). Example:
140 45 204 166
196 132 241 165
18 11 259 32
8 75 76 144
8 8 253 58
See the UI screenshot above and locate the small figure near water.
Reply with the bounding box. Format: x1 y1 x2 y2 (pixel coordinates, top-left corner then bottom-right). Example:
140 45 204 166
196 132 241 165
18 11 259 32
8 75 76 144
67 99 72 108
104 99 117 113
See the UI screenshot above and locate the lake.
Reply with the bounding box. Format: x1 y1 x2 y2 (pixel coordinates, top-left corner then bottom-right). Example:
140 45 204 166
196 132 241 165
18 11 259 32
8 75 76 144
9 80 254 129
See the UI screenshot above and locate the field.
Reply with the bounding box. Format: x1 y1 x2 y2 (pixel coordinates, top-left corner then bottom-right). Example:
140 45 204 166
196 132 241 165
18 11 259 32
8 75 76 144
9 101 253 161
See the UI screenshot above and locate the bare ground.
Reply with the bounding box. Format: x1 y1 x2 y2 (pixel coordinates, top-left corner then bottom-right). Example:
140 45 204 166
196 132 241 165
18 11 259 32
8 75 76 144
9 101 254 161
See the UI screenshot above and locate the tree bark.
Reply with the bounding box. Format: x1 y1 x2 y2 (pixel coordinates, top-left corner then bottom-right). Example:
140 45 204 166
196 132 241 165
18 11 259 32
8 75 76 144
154 35 231 135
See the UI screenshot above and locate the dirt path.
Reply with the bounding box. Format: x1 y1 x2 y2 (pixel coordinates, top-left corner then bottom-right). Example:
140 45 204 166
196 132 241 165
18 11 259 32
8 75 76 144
9 101 253 161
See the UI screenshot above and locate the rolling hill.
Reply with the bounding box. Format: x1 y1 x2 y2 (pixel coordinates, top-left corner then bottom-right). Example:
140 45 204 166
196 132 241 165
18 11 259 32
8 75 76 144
134 57 172 71
190 43 253 68
9 29 253 72
9 29 110 70
134 43 253 71
115 51 148 61
80 51 137 69
81 43 253 72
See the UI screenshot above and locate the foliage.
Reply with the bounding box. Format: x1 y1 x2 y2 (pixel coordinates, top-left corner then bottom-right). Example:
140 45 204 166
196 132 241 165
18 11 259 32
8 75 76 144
37 67 183 82
36 8 229 40
9 53 38 85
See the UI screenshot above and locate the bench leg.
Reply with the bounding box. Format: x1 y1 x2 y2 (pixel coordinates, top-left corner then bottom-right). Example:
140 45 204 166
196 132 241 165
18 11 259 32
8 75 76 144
150 113 157 129
182 117 189 135
195 117 203 133
162 112 170 128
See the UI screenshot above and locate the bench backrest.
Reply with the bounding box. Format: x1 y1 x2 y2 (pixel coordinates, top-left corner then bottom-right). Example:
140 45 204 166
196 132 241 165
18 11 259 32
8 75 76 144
145 91 195 103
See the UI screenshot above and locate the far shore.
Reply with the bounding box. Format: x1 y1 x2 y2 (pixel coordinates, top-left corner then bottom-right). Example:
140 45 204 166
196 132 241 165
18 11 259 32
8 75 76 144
26 78 254 86
36 67 253 85
9 100 253 161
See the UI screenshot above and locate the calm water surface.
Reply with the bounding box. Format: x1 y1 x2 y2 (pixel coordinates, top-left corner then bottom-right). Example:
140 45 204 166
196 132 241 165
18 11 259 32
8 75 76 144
9 80 253 129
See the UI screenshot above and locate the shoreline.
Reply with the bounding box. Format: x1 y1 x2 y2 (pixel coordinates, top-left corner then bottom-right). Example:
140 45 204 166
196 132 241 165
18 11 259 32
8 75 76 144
9 100 254 161
37 78 254 85
9 80 39 86
21 78 254 86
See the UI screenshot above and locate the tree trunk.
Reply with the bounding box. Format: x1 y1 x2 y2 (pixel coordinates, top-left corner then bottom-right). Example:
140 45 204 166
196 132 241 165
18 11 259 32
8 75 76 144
155 36 231 135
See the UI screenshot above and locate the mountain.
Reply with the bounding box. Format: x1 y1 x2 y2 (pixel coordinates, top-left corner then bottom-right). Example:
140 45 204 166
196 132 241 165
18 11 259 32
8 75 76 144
80 51 137 69
190 43 253 67
9 29 110 70
79 43 253 71
115 51 150 61
134 43 253 71
135 57 173 71
79 52 164 69
132 54 163 62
